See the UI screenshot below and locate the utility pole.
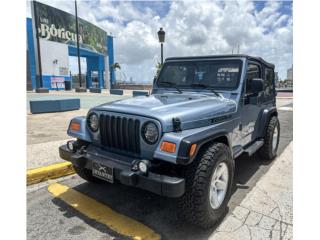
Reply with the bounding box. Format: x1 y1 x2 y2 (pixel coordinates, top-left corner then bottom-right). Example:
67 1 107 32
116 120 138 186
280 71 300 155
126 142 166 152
75 0 86 92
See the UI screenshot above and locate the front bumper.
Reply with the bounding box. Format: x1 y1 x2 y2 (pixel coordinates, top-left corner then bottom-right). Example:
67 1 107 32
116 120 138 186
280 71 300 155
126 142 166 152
59 144 185 198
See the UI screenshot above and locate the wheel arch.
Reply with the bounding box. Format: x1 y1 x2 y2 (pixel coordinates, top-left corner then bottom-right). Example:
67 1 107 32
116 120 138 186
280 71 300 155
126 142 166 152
177 131 232 165
255 107 278 138
199 135 230 151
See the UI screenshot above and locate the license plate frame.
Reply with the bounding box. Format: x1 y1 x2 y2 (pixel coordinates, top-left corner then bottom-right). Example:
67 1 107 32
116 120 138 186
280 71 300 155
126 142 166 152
92 161 114 183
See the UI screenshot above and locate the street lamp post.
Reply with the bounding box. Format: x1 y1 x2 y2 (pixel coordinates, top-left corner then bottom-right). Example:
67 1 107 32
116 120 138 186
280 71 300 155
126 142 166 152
157 28 165 65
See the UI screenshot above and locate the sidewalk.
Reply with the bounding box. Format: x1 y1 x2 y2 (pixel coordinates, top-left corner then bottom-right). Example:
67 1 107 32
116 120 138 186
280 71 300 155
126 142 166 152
210 141 293 240
27 139 72 169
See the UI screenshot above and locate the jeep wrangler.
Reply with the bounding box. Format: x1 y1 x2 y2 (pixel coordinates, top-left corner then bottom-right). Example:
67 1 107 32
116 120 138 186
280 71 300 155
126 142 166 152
59 54 280 228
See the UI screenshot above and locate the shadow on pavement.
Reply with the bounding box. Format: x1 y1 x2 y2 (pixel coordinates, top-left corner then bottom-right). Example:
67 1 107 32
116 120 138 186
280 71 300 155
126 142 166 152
52 197 130 240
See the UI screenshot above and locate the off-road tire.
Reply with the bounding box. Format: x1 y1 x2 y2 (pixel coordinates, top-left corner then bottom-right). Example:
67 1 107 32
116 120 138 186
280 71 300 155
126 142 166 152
73 165 103 183
258 116 280 160
178 142 234 229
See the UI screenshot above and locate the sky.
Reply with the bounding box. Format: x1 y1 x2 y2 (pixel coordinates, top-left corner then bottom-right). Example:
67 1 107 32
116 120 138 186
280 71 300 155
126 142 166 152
27 0 293 83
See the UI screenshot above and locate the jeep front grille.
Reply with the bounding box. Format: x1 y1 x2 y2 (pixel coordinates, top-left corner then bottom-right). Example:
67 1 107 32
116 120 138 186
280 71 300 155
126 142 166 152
99 114 141 155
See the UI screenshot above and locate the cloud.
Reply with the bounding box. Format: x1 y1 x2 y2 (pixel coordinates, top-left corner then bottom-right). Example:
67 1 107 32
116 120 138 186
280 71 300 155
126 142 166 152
27 0 293 82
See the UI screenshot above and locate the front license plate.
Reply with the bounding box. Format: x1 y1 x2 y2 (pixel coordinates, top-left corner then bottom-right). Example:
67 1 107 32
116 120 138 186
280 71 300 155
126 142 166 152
92 161 114 183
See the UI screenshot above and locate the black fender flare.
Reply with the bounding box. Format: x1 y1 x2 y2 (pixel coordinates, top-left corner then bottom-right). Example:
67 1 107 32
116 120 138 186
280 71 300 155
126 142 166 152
255 107 278 138
177 130 232 165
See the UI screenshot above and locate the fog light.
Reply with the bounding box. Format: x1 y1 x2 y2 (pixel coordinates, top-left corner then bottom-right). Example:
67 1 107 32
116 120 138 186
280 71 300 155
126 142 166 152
138 161 148 174
67 140 75 152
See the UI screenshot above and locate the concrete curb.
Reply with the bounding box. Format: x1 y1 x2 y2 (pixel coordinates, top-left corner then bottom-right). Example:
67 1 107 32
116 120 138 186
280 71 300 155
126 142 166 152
27 162 75 186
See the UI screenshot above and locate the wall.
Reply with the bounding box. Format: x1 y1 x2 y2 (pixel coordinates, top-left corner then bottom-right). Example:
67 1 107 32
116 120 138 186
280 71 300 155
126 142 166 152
26 18 37 89
113 84 153 90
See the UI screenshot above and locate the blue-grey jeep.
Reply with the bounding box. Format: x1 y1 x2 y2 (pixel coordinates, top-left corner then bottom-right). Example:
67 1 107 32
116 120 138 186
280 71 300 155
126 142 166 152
59 54 280 228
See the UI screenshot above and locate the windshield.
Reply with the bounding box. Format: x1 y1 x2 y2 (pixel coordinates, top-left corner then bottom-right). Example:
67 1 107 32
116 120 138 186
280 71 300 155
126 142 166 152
157 59 242 90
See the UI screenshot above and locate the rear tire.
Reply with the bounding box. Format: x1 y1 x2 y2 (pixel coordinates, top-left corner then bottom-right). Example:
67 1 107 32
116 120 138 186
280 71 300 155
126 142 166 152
73 165 103 183
258 116 280 160
178 142 234 229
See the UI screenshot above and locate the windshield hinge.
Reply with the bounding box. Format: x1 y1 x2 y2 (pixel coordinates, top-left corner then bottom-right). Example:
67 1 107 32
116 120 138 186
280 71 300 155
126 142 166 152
172 118 182 132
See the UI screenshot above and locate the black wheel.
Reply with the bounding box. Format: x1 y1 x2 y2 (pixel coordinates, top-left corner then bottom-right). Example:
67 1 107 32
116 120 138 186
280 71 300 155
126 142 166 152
178 142 234 229
73 165 104 183
258 116 280 160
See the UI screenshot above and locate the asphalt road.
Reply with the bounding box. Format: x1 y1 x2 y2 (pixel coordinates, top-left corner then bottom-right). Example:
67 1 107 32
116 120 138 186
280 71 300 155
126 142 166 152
27 107 293 240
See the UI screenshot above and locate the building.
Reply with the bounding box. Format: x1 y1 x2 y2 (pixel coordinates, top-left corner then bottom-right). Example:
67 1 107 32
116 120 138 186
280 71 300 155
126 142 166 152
287 65 293 81
286 65 293 88
274 71 279 86
26 1 115 91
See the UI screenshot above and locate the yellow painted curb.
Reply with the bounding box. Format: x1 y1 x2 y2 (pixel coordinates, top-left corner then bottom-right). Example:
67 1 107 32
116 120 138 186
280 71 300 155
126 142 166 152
27 162 75 186
48 183 161 240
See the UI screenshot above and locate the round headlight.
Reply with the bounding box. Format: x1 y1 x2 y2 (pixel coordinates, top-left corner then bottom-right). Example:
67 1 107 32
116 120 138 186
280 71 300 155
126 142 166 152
88 113 99 132
142 122 159 144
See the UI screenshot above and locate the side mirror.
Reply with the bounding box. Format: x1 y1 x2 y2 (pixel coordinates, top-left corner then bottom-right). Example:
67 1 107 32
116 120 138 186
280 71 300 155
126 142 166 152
250 78 264 94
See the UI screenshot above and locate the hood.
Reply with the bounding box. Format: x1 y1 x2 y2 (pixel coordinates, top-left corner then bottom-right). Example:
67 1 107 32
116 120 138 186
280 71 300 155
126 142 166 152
94 93 237 132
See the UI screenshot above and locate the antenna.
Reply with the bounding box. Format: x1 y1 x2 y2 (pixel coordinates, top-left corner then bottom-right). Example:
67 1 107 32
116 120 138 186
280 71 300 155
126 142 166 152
237 44 240 54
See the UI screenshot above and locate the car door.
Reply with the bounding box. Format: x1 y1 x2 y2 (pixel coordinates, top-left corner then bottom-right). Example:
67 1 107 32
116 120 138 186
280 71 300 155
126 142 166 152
241 61 263 146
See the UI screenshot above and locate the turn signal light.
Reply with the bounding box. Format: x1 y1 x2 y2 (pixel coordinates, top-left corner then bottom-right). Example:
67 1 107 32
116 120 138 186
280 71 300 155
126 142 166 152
160 141 176 153
70 121 81 131
189 143 197 157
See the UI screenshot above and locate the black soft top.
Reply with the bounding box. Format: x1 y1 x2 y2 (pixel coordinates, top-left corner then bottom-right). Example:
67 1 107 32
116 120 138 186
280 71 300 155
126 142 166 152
165 54 275 69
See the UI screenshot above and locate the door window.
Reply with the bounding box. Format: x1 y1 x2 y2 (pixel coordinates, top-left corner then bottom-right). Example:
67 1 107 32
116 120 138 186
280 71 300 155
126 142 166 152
264 68 274 99
246 63 261 95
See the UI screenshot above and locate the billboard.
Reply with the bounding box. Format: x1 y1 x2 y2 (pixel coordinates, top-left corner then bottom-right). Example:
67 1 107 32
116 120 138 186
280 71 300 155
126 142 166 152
33 1 107 55
39 39 69 75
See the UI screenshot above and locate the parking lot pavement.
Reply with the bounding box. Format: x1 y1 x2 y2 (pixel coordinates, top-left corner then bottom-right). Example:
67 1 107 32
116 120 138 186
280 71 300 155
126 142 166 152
27 107 292 240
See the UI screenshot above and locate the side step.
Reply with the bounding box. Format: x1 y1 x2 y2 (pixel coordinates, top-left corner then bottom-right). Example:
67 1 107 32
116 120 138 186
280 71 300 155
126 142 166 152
243 140 264 156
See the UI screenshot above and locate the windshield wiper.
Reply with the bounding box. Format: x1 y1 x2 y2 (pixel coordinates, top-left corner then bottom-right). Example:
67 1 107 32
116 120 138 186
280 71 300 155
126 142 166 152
158 81 183 94
190 83 220 97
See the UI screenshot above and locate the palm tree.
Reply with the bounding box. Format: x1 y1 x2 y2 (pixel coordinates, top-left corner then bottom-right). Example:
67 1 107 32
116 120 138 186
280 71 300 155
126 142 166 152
154 62 163 79
111 62 121 70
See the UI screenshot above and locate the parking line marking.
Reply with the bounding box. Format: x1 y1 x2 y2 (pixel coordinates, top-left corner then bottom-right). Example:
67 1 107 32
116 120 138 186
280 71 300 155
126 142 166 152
48 183 161 240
